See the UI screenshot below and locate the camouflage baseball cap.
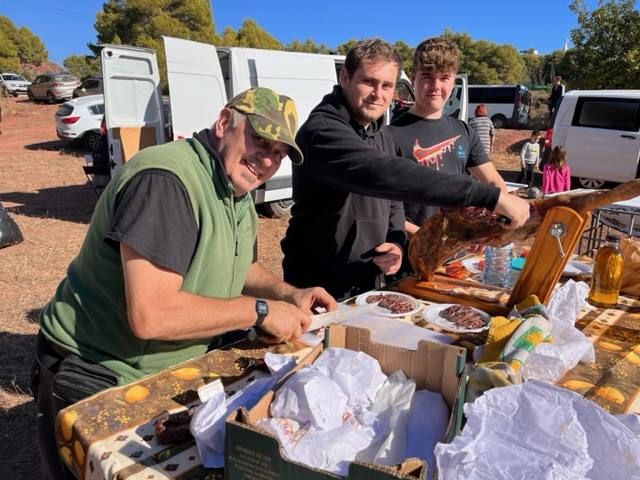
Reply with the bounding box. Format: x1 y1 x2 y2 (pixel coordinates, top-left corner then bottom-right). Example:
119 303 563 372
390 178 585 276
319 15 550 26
226 87 303 165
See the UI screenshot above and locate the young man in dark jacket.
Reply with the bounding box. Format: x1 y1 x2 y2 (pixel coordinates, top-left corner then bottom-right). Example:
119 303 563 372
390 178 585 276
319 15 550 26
281 39 530 301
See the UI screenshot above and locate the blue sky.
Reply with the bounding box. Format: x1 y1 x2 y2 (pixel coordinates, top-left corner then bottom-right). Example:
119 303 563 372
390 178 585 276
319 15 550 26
1 0 604 65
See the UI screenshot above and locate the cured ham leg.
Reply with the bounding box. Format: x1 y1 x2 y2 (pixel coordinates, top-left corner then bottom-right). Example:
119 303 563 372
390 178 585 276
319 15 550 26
409 179 640 280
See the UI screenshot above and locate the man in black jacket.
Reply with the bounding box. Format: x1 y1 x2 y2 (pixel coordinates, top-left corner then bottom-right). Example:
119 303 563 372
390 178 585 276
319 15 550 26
281 39 530 301
549 75 565 116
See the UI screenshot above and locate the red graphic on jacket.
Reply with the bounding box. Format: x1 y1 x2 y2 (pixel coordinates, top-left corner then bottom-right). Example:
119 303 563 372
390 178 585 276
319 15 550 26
412 135 461 170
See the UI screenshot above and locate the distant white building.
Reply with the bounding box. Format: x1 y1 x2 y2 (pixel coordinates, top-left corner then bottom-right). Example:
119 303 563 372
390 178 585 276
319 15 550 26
563 39 569 52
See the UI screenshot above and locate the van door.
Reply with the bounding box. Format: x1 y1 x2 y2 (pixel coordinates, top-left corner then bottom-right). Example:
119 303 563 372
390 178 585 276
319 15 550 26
101 44 166 174
163 36 228 140
444 74 468 122
239 51 337 204
565 96 640 185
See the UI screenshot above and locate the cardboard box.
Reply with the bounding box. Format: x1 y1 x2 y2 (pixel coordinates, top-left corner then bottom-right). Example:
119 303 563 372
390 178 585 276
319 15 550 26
225 324 467 479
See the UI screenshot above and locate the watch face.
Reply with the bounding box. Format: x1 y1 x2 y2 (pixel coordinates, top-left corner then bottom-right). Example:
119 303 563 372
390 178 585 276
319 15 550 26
255 299 269 327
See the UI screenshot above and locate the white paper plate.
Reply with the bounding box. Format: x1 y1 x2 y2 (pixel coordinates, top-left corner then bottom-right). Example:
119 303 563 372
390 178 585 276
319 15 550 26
462 258 484 274
355 291 420 317
563 259 593 277
422 303 491 334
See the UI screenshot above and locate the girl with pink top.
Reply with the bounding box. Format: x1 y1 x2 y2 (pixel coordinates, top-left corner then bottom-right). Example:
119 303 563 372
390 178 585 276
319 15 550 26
542 146 571 194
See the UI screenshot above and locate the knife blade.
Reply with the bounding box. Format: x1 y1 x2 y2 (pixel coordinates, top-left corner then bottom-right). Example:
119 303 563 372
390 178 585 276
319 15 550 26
307 302 378 332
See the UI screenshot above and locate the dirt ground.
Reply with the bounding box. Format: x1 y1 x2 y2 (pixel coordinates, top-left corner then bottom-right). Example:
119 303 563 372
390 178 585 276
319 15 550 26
0 96 530 478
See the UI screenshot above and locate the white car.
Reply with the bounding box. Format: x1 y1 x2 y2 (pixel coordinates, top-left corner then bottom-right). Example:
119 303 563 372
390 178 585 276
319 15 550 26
55 95 104 150
0 72 30 96
547 90 640 189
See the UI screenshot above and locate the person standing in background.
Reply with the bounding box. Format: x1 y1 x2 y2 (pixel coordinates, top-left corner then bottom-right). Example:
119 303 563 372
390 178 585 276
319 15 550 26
520 130 541 187
468 104 496 156
549 75 565 117
542 145 571 194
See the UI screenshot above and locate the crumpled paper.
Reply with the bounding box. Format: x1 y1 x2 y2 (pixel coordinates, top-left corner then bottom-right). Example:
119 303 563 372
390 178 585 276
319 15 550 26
270 368 348 430
519 280 595 382
356 370 416 466
435 380 640 480
405 389 449 478
190 352 296 468
259 348 448 476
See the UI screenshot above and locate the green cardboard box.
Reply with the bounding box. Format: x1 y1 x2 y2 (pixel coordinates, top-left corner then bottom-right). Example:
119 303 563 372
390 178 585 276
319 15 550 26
225 324 467 479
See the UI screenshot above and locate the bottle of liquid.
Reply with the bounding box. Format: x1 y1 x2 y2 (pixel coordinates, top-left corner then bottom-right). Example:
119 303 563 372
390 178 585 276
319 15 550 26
483 243 513 288
588 234 624 308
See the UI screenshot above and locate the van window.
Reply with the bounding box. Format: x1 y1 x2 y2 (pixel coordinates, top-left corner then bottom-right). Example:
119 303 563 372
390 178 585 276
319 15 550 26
469 87 483 103
572 97 640 132
482 87 515 104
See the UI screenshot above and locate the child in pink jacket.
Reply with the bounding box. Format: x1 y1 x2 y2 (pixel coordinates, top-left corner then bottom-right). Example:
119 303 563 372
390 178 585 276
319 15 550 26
542 146 571 194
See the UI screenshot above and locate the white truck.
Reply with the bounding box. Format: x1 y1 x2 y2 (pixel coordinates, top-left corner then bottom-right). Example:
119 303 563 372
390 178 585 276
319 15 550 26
98 37 467 216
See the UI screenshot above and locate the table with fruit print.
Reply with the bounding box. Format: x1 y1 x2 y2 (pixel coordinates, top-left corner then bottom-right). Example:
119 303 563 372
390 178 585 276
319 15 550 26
55 338 312 480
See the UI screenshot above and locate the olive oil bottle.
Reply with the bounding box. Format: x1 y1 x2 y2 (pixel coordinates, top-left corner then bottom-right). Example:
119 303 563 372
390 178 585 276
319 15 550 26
588 234 624 308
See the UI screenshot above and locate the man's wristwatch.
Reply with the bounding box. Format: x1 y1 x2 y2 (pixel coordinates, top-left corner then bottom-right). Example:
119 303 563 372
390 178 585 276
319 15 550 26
255 298 269 327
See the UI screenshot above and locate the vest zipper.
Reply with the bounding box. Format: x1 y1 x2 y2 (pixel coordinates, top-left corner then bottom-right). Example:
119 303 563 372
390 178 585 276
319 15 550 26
229 194 238 297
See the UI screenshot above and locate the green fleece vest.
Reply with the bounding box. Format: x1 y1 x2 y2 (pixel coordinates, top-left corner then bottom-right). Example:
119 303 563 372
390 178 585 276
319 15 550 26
40 137 258 384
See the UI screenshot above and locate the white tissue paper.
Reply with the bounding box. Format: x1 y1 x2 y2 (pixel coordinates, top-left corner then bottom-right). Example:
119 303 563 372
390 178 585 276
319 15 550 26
356 370 415 465
435 380 640 480
190 352 296 468
258 348 450 476
270 368 348 430
520 280 595 382
258 419 376 475
405 390 449 478
312 348 387 406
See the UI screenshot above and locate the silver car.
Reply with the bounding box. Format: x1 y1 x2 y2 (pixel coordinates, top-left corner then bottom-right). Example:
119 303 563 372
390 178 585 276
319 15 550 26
28 73 80 103
72 77 103 98
0 72 31 96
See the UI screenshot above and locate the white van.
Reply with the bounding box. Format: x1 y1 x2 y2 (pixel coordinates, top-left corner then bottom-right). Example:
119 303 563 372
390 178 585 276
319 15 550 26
547 90 640 189
101 37 340 217
468 84 530 128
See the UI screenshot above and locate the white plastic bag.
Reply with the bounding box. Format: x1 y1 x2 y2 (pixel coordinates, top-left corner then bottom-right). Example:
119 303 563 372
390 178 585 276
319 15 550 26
190 353 295 467
520 280 595 382
435 381 640 480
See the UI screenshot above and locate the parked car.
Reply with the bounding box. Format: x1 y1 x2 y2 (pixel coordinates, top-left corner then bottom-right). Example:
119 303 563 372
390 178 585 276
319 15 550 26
0 72 31 96
55 95 104 149
73 77 103 98
28 73 80 103
468 84 531 128
545 90 640 189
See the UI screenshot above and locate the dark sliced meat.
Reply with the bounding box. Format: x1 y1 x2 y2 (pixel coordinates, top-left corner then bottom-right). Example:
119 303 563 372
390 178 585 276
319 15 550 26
155 407 196 444
441 305 487 329
366 293 415 314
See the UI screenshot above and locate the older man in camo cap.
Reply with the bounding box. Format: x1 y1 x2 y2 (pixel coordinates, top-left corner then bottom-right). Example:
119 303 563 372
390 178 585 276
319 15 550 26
33 87 336 480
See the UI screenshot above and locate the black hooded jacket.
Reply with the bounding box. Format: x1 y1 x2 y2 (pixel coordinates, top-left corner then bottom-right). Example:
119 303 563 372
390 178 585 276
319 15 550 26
281 86 500 300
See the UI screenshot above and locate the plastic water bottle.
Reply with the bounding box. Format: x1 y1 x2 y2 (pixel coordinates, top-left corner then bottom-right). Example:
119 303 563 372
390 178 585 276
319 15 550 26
483 244 513 287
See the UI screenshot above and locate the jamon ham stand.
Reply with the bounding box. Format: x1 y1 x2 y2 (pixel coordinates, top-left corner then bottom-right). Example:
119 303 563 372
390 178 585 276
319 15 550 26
396 205 591 315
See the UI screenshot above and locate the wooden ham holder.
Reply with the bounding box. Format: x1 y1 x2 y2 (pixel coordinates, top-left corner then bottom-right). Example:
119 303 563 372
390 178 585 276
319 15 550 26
395 206 592 315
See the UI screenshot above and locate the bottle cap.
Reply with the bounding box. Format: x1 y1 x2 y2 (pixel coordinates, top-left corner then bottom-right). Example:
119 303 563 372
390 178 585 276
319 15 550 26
605 233 620 243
